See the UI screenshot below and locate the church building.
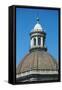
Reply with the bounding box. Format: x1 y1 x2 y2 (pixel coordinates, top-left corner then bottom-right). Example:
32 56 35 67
16 18 58 82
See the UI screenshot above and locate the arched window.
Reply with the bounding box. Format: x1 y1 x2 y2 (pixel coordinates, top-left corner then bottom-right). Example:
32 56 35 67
38 37 41 45
34 38 36 45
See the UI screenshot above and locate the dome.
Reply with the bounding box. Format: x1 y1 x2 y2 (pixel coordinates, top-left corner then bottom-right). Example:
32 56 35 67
33 17 43 31
16 50 58 74
34 23 42 31
16 17 59 82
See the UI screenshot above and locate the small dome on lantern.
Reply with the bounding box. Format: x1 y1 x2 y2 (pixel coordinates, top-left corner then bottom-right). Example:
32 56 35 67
33 17 43 31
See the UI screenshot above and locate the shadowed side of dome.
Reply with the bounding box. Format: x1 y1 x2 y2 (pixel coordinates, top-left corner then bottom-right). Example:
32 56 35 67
16 53 30 74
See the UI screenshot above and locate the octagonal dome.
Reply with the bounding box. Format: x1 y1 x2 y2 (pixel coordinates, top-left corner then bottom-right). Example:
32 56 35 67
16 50 58 74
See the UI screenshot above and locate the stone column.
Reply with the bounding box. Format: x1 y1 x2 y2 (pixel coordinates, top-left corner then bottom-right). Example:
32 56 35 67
30 38 33 48
41 37 43 47
36 36 38 47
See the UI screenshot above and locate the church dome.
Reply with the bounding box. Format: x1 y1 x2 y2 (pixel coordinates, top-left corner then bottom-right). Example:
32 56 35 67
16 17 59 82
16 50 58 74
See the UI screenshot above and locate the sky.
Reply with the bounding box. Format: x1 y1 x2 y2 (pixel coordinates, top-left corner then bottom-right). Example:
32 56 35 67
16 7 59 65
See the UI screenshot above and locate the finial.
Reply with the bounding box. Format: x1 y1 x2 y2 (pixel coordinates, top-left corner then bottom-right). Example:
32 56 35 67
36 17 39 23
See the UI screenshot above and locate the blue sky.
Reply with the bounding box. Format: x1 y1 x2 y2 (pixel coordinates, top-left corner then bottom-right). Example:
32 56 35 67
16 7 59 65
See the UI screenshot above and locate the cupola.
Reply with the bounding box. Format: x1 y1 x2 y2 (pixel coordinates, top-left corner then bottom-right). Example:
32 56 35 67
30 17 47 52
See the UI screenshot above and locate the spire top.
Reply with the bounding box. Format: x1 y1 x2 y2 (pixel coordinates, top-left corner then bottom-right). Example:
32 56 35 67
36 17 39 23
